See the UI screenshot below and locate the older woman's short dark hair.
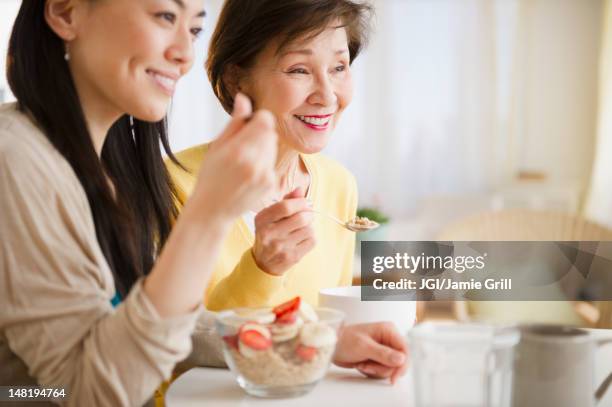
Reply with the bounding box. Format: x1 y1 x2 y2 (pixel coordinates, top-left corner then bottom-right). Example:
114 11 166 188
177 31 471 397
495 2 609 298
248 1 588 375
206 0 373 113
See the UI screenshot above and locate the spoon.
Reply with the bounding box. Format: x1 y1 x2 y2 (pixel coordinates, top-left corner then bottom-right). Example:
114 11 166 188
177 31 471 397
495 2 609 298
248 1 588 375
311 210 379 232
267 198 379 232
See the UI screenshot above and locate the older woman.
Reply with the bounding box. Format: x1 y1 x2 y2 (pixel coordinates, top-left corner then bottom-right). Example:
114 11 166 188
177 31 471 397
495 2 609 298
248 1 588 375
169 0 370 311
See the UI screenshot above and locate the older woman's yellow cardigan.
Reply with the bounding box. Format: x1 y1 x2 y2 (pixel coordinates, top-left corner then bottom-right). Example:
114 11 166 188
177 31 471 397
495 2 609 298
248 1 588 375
167 143 357 311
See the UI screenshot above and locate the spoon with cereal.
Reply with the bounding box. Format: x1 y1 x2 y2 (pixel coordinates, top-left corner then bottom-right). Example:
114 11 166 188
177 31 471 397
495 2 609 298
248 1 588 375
269 196 378 232
312 210 379 233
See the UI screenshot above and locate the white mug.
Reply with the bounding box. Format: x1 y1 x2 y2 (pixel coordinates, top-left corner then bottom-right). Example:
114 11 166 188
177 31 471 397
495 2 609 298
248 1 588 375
513 325 612 407
318 286 416 335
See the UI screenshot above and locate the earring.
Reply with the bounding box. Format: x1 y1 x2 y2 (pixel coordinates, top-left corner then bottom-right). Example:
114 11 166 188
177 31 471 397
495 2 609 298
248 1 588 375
64 44 70 61
129 115 136 140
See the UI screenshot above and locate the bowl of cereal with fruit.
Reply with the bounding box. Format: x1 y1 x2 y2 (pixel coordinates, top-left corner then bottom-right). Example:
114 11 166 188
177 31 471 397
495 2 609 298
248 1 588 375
215 296 344 398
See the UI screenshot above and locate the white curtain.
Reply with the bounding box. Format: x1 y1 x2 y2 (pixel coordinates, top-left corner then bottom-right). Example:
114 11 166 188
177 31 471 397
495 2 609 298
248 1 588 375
323 0 507 217
585 0 612 229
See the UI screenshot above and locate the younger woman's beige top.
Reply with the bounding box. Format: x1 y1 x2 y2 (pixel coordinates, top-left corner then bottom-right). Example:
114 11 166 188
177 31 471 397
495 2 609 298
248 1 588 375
0 103 205 407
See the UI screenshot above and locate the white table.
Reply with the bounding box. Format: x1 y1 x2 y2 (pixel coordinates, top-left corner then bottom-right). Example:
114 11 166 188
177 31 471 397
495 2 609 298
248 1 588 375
167 365 411 407
167 329 612 407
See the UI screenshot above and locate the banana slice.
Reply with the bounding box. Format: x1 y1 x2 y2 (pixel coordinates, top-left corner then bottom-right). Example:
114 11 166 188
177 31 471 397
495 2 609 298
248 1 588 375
270 317 303 342
243 310 276 324
299 322 337 348
298 301 319 322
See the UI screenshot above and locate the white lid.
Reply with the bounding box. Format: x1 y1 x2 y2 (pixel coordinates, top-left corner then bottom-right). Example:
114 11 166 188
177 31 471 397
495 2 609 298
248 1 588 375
409 321 520 348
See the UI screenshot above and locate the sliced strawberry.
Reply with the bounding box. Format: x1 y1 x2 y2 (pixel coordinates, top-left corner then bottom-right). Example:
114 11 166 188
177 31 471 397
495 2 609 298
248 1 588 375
273 297 301 320
296 345 318 362
222 334 239 350
239 329 272 351
275 310 298 324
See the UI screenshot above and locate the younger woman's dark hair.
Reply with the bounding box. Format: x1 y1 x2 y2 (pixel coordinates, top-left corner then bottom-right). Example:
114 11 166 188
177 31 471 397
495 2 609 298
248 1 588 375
207 0 373 113
7 1 182 297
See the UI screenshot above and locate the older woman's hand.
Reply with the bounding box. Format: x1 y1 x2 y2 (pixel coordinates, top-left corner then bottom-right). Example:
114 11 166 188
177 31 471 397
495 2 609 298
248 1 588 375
252 187 315 276
333 322 409 385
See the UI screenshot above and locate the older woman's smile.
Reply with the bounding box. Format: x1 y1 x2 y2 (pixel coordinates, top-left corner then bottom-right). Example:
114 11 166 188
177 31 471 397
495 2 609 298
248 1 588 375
295 114 333 131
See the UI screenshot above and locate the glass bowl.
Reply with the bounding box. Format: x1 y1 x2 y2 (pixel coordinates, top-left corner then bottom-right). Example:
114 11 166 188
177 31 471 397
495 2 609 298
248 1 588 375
216 306 345 398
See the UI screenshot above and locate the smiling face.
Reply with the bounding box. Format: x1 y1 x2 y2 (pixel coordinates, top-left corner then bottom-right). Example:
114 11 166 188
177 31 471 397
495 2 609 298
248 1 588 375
239 23 354 154
68 0 205 122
